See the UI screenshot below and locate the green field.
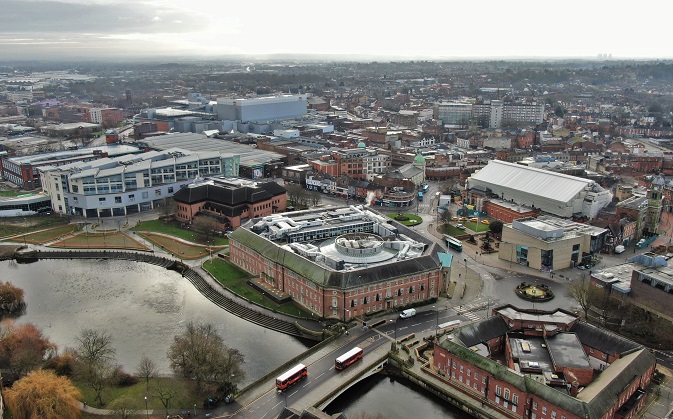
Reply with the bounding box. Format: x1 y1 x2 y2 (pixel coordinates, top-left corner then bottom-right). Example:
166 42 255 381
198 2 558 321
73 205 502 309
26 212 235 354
386 213 423 226
203 259 313 318
132 219 228 246
76 376 199 412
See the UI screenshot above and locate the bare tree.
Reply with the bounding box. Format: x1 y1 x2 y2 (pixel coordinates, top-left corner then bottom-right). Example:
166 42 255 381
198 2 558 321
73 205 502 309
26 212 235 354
193 216 220 244
136 355 158 390
167 321 245 394
566 280 599 320
74 329 117 406
161 197 174 220
152 379 180 415
309 191 322 208
285 183 303 206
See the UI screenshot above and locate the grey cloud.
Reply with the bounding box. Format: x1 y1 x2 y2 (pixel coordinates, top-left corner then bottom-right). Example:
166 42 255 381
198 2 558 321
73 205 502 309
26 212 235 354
0 0 200 34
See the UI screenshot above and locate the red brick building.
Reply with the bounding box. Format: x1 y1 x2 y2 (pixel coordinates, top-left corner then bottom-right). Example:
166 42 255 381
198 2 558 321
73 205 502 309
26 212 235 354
432 306 655 419
173 178 287 230
228 206 443 320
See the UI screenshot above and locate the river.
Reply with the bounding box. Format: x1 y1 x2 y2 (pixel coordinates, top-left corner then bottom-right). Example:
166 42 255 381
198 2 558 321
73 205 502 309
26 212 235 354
1 258 308 384
2 258 475 418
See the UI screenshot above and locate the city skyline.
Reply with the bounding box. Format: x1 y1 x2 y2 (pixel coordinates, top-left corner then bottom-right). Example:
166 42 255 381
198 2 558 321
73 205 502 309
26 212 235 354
1 0 670 62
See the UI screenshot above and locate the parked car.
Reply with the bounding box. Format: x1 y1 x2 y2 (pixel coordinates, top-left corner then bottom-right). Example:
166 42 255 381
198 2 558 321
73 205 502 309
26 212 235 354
469 217 478 222
451 216 459 221
481 220 490 225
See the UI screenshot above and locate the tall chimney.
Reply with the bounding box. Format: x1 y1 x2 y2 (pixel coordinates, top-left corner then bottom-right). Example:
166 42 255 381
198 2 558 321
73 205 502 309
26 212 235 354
570 381 580 397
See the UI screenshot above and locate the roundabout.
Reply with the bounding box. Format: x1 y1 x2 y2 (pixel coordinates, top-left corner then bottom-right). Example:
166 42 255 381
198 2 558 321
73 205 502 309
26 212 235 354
515 281 555 302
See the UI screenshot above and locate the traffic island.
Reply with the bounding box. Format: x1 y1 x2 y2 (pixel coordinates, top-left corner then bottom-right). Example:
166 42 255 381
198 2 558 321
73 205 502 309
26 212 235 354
515 281 554 302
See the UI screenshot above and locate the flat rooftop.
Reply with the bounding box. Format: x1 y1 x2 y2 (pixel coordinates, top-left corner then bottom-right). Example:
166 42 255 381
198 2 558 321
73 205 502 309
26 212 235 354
247 205 427 271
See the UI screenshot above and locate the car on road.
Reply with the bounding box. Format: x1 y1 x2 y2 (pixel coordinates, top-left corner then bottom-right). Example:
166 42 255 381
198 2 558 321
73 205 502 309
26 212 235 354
456 223 466 230
452 216 459 221
481 220 490 225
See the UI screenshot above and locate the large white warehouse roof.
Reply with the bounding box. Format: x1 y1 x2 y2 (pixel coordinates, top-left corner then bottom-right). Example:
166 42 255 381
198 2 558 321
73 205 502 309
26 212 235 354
469 160 597 204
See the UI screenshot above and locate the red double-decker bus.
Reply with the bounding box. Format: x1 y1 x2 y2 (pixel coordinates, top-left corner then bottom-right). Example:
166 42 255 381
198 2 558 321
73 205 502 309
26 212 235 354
335 347 364 371
276 364 308 390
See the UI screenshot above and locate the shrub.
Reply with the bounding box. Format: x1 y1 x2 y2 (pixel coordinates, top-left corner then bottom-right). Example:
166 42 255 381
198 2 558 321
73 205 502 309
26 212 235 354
44 351 77 377
0 282 25 314
111 366 139 387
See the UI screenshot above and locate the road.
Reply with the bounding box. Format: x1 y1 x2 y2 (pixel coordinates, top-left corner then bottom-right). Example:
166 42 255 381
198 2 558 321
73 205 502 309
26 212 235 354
217 308 472 418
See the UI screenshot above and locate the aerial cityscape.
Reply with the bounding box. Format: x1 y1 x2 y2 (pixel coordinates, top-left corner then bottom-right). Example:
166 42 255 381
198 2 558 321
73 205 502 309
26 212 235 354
2 3 673 419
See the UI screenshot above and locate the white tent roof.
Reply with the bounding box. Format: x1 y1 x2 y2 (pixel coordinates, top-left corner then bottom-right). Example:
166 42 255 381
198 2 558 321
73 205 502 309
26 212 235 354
469 160 594 203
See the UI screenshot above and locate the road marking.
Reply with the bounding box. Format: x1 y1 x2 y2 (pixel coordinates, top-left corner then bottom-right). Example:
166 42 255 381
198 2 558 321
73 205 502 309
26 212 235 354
411 322 421 327
315 372 325 379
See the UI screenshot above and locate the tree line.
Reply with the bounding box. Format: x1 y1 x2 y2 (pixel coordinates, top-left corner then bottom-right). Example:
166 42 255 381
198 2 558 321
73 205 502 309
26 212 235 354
0 317 244 419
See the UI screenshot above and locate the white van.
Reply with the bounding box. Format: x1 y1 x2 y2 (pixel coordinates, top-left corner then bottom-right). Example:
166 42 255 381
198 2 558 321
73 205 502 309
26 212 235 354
399 308 416 319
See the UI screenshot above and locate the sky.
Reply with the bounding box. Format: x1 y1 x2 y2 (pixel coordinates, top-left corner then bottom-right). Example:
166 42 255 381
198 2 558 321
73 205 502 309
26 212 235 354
1 0 671 62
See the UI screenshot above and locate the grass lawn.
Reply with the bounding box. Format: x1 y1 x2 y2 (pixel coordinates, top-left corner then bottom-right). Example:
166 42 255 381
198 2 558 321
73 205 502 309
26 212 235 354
0 190 25 197
138 233 225 259
5 224 77 244
203 259 314 318
132 219 228 246
0 215 71 240
444 225 466 236
464 222 491 232
51 232 149 250
387 213 423 226
76 376 199 412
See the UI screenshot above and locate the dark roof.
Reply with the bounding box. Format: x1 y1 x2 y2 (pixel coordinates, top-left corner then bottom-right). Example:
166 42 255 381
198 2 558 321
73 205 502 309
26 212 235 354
173 181 286 206
584 349 656 418
456 316 509 347
570 322 641 356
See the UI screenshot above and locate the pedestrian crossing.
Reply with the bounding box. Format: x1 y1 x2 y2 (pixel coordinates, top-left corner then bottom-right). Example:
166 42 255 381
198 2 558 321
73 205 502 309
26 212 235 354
462 311 483 321
453 297 500 323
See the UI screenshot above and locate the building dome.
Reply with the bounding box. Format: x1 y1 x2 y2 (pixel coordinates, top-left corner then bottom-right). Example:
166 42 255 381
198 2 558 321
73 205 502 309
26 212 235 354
357 141 366 148
413 151 426 165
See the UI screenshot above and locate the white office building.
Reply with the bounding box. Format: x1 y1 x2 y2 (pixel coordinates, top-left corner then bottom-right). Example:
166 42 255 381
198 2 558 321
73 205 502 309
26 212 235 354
40 148 240 218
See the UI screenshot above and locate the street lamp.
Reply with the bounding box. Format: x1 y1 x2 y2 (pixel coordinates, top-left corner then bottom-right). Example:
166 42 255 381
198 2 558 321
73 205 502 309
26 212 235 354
193 404 196 416
144 396 148 419
464 258 468 279
432 305 439 337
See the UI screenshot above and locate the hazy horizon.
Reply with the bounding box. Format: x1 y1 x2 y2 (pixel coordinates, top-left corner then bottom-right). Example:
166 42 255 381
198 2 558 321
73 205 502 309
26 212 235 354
1 0 670 62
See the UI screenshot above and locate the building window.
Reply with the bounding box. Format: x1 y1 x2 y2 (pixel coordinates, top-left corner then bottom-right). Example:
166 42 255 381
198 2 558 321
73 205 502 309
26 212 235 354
551 412 556 419
142 192 149 199
99 197 106 202
542 406 547 415
495 386 501 396
155 189 161 196
115 196 122 203
168 187 174 193
533 402 538 410
512 394 518 405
